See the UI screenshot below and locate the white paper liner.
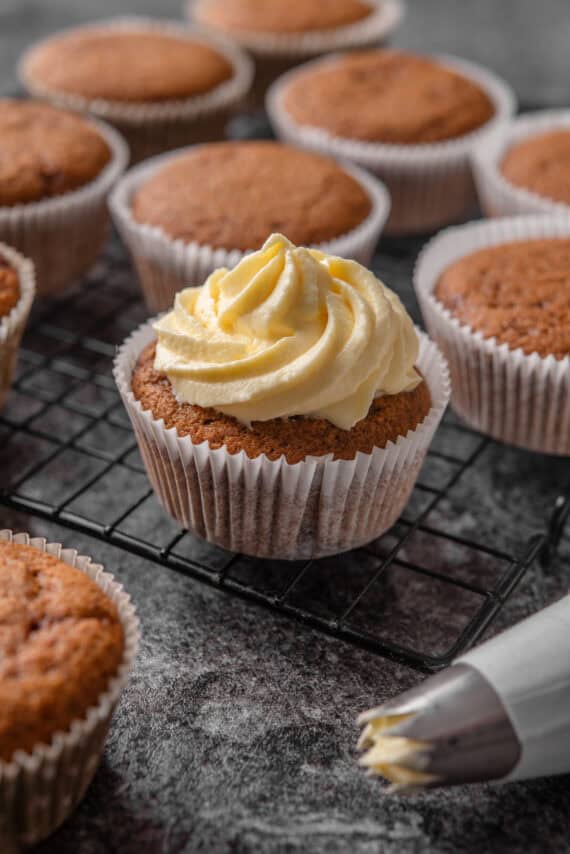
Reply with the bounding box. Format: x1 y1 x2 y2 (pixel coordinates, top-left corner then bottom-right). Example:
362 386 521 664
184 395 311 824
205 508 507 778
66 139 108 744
19 17 254 163
0 117 128 296
414 214 570 455
110 144 391 312
0 243 35 411
188 0 404 58
113 322 449 560
0 530 140 847
267 54 516 235
458 594 570 782
473 109 570 218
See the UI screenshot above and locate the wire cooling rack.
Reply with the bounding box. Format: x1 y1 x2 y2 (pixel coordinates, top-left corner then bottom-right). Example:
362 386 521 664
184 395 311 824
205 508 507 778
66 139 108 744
1 233 568 673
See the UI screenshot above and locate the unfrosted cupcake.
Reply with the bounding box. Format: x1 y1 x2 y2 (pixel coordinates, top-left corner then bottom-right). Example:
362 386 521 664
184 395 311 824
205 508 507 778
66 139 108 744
20 17 253 163
0 530 139 847
0 99 127 295
188 0 404 105
0 243 35 410
415 216 570 455
473 110 570 218
268 49 516 233
115 234 449 559
110 140 390 311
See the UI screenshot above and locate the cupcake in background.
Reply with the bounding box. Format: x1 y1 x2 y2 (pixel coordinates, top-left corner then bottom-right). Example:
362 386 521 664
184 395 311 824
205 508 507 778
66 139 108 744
110 140 390 312
19 17 253 163
0 530 139 848
115 234 449 560
188 0 404 107
415 215 570 455
0 243 35 410
0 99 127 295
268 49 516 234
473 110 570 218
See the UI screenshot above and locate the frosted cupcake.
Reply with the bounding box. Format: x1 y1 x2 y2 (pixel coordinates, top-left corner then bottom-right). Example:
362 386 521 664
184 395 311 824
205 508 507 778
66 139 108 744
115 234 449 559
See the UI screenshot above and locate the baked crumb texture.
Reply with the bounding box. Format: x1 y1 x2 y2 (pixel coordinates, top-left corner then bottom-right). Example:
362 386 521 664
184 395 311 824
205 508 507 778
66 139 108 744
283 50 495 144
0 542 124 762
435 238 570 359
0 99 111 206
132 141 372 250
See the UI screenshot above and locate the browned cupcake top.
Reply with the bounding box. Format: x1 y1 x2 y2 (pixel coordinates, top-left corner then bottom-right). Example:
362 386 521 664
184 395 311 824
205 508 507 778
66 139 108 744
131 341 431 464
0 255 20 319
435 238 570 359
282 50 496 144
195 0 373 34
0 100 111 206
23 28 234 103
501 129 570 206
0 541 124 762
132 141 373 250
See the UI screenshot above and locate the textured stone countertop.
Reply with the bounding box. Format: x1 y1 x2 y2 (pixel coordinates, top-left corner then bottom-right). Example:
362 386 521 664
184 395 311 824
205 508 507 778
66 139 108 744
1 1 570 852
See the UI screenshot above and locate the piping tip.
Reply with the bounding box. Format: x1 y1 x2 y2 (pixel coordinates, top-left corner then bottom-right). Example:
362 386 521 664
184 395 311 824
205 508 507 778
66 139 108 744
357 663 521 790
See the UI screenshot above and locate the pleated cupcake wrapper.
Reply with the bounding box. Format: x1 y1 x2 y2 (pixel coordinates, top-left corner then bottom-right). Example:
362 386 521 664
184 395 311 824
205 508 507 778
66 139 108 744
110 146 391 312
414 215 570 455
267 54 516 235
0 530 140 848
19 17 254 163
113 322 450 560
472 109 570 218
0 119 128 297
0 243 35 411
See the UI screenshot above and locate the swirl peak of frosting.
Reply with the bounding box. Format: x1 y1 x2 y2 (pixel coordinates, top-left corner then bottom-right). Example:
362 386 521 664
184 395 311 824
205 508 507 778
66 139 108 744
153 234 421 430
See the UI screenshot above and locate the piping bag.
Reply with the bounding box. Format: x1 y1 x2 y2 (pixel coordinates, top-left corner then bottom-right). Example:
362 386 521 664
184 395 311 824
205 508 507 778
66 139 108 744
357 593 570 790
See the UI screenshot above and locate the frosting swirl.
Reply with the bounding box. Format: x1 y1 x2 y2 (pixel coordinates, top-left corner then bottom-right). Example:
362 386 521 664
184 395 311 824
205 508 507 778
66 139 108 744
153 234 421 430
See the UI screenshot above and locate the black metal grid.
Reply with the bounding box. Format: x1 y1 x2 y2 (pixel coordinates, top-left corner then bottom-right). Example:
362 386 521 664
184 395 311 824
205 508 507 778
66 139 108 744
1 235 568 673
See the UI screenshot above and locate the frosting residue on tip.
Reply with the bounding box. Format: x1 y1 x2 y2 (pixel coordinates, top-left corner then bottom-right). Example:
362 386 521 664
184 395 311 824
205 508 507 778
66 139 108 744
153 234 421 430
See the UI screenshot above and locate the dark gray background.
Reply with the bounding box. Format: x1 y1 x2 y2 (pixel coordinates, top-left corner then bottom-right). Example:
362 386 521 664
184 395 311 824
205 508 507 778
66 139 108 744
1 1 570 852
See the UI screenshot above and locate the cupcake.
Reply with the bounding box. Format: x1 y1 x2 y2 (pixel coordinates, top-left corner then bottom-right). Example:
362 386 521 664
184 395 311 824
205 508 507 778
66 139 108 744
188 0 404 106
114 234 449 560
473 110 570 218
110 140 390 312
267 49 516 234
0 530 139 847
0 243 35 410
0 99 127 295
415 216 570 455
19 17 253 163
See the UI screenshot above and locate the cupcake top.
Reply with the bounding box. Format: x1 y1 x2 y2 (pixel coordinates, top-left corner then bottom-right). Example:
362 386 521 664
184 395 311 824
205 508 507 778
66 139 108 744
0 541 124 761
0 100 111 206
151 234 421 430
281 50 496 144
131 141 373 250
435 238 570 359
501 129 570 206
0 255 20 319
194 0 374 34
22 26 234 103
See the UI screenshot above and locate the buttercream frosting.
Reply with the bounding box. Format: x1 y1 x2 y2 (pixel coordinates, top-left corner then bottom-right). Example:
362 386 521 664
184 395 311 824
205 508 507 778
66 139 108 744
153 234 420 430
